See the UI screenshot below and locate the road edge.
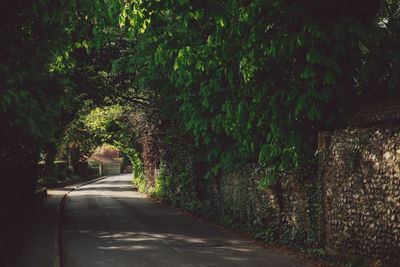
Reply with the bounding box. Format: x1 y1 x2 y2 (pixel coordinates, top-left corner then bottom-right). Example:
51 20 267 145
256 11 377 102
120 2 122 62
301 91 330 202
55 175 110 267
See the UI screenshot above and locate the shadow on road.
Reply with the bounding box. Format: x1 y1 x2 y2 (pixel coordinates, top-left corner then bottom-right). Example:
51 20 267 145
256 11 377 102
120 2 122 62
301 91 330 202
61 174 306 267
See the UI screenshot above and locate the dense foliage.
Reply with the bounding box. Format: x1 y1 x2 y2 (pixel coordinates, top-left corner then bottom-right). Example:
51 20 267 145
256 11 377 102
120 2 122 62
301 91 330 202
2 0 399 257
106 0 400 183
3 0 399 183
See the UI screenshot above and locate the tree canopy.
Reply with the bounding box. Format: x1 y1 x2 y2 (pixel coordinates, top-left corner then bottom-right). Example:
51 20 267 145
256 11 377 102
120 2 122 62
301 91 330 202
2 0 399 185
101 0 400 181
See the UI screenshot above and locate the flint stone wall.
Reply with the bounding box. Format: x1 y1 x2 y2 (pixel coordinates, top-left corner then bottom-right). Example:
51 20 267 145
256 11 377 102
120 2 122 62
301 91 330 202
216 167 324 250
323 127 400 265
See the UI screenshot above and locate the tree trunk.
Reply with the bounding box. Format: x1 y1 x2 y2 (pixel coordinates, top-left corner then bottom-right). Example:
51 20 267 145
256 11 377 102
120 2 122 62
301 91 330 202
68 145 80 175
44 142 56 177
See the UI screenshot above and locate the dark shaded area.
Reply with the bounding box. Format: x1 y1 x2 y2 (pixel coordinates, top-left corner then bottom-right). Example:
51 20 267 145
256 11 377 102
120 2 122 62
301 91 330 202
1 172 44 266
303 0 380 24
1 159 40 254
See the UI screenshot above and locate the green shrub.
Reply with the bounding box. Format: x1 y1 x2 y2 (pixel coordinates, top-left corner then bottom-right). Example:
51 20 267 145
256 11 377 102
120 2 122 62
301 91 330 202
37 176 58 186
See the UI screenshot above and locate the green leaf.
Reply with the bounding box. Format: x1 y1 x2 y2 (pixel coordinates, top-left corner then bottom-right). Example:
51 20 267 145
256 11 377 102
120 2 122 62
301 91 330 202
296 95 307 114
218 18 225 27
300 65 315 79
306 48 323 64
258 171 275 189
174 58 179 71
270 143 282 157
323 71 336 85
177 0 188 5
307 104 321 121
258 144 270 164
119 14 126 27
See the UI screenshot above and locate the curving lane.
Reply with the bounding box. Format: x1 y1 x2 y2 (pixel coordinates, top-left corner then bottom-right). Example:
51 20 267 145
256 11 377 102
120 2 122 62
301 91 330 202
61 174 307 267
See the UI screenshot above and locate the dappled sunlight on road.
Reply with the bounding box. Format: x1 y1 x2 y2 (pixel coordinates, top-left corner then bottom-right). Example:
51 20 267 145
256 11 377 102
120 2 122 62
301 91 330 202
48 188 70 196
62 174 306 267
69 175 142 198
71 184 141 198
65 228 255 265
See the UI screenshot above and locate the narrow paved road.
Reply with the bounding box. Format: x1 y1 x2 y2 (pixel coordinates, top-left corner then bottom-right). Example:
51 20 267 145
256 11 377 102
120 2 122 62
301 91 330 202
62 174 307 267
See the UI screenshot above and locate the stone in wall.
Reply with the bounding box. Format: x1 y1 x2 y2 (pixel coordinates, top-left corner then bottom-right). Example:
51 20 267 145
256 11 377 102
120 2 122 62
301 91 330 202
323 127 400 266
217 166 324 249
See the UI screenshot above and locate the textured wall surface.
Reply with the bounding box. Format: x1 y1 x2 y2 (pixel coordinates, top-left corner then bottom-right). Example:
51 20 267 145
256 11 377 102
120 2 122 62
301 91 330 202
214 126 400 265
145 123 400 265
323 127 400 265
215 168 324 250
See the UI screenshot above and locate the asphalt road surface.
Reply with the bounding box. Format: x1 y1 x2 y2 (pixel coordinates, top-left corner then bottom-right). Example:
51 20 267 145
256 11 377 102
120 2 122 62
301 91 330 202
61 174 307 267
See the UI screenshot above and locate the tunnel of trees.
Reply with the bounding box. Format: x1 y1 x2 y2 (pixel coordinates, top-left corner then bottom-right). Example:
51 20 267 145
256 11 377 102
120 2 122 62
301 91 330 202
1 0 399 244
